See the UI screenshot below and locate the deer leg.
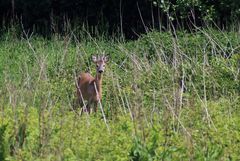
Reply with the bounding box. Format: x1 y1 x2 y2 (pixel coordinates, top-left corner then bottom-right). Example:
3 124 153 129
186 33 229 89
76 87 87 114
80 101 89 116
76 97 86 116
93 101 98 113
86 103 91 114
87 98 95 114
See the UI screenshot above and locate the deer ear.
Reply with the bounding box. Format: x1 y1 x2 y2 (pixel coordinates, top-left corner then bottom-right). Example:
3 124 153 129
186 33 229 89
104 56 109 62
92 55 97 63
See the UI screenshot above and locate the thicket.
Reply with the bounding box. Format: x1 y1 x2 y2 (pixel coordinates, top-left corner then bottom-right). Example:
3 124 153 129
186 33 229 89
0 26 239 160
0 0 240 38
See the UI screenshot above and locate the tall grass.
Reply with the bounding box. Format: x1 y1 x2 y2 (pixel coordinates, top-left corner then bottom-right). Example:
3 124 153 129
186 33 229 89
0 27 239 160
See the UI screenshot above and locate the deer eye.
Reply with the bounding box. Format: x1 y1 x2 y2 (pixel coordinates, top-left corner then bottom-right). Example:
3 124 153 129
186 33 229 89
96 64 99 67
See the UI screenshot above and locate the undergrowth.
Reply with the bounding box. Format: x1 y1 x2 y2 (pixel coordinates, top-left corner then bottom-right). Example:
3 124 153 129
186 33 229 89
0 28 239 160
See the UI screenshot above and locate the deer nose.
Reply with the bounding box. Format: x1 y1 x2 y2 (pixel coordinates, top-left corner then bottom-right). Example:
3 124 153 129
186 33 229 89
98 70 103 73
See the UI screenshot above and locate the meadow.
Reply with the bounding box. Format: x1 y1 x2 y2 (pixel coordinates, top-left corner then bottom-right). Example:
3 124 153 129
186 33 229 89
0 27 240 160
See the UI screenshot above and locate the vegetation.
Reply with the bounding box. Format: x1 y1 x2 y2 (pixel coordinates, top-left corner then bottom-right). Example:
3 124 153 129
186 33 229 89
0 26 239 160
1 0 240 38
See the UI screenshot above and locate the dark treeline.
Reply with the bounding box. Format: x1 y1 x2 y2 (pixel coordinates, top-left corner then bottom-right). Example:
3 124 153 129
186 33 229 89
0 0 239 39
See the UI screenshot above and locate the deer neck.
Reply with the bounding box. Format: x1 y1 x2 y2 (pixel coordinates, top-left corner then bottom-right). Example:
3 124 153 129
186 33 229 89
95 73 102 95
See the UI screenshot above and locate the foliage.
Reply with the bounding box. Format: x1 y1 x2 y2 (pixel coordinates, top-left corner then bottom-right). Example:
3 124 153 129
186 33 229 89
0 28 239 160
0 0 240 38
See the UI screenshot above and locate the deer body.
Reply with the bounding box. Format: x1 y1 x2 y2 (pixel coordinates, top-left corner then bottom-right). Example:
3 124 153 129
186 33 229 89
77 73 102 103
76 55 108 114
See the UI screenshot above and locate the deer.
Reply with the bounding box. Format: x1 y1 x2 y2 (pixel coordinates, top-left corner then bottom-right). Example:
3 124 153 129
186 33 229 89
75 55 109 114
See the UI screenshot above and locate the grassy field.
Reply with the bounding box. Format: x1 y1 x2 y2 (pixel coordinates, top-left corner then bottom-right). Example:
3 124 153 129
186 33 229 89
0 28 240 160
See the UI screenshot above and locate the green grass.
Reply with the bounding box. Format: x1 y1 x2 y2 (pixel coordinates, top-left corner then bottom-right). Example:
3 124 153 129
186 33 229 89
0 28 239 160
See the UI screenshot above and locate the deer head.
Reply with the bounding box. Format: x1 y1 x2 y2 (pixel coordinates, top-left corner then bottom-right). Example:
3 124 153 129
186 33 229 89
92 55 109 74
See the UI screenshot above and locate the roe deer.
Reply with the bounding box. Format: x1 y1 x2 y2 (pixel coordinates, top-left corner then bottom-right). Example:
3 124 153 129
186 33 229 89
76 55 109 114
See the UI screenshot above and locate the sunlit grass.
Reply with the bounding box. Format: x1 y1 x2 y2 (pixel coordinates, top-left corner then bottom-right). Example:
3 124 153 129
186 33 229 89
0 28 239 160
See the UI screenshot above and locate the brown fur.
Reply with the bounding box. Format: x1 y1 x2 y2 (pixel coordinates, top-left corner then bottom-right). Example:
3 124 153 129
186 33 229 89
76 55 108 114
